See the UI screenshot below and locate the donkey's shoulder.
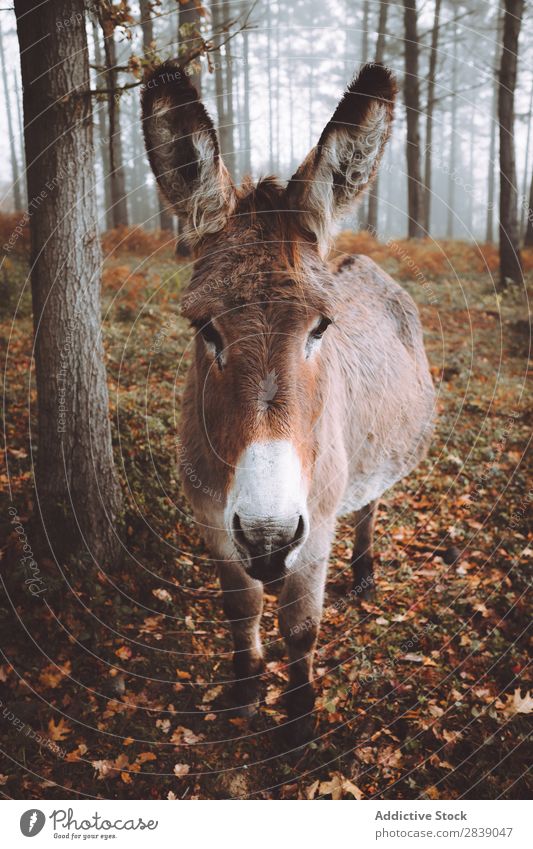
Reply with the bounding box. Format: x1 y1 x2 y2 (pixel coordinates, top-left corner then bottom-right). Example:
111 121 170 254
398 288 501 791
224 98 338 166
332 252 423 349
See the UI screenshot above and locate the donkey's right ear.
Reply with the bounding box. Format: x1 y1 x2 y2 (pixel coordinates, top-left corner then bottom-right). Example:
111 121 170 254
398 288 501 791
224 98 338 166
142 61 236 246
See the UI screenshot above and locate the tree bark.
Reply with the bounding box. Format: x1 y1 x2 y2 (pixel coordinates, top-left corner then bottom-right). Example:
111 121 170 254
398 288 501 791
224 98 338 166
402 0 424 238
422 0 441 234
92 21 113 232
179 0 203 95
524 168 533 246
446 24 458 239
211 1 232 165
0 16 23 212
520 81 533 241
222 0 235 172
498 0 524 287
14 0 123 564
140 0 173 230
242 9 252 175
486 7 503 243
98 6 129 228
367 0 389 233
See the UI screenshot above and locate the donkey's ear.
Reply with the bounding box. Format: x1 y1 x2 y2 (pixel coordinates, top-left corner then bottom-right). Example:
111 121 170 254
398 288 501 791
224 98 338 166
142 61 236 246
286 64 397 254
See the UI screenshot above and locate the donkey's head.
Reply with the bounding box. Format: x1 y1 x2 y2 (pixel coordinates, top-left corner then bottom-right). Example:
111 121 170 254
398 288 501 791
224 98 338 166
142 61 396 581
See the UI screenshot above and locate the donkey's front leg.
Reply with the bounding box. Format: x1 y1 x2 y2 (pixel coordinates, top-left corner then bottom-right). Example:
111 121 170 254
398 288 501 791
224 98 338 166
278 561 327 743
351 499 378 600
219 562 264 718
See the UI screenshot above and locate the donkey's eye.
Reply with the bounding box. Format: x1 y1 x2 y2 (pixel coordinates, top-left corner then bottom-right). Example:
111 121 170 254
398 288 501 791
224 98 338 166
309 316 332 340
305 316 332 358
197 321 224 368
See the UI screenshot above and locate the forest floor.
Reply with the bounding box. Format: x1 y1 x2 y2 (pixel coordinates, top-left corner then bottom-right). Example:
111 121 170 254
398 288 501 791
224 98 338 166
0 226 531 800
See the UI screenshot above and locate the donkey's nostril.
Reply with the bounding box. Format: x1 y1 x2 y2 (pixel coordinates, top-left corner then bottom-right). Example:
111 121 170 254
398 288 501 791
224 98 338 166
232 512 305 560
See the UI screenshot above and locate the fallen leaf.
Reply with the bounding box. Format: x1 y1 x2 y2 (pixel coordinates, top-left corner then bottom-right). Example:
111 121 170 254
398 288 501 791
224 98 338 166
173 763 190 777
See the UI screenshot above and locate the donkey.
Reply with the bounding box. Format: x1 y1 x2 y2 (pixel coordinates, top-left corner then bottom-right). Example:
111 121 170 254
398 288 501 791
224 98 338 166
142 61 435 741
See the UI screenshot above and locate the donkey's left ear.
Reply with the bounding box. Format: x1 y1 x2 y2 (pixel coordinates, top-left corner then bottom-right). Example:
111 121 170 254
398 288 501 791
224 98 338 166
286 64 397 254
142 61 236 247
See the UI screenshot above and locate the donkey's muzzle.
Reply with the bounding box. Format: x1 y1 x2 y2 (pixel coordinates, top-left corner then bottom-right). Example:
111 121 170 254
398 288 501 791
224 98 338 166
232 513 306 580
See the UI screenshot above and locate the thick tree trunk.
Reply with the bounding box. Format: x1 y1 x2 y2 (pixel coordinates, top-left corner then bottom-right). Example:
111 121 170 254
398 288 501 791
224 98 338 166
99 10 129 228
14 0 122 564
367 0 389 233
402 0 424 238
140 0 173 231
0 17 23 212
498 0 523 287
92 21 113 232
422 0 441 234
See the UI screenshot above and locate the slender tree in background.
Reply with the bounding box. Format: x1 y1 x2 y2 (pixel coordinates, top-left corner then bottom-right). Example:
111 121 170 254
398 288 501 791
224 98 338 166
486 33 500 242
0 16 23 212
524 168 533 246
241 2 252 175
140 0 173 230
366 0 389 232
14 0 123 563
520 80 533 241
422 0 441 234
403 0 424 238
446 23 458 239
178 0 203 94
222 0 236 174
498 0 523 287
98 2 129 228
211 1 233 162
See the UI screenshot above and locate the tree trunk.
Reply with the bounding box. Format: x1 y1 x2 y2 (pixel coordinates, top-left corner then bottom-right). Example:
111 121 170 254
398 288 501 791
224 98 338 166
242 14 252 175
92 21 113 231
361 0 370 62
0 17 23 212
14 0 122 564
222 0 235 172
402 0 424 238
446 24 458 239
520 81 533 241
498 0 524 287
267 2 274 171
367 0 389 233
524 169 533 246
98 9 129 228
422 0 441 234
211 1 232 161
486 7 503 244
179 0 203 95
140 0 173 231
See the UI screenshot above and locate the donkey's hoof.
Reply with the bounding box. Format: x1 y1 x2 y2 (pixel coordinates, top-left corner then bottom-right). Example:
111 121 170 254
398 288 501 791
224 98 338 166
228 700 259 719
351 576 376 603
280 713 316 750
228 685 260 719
